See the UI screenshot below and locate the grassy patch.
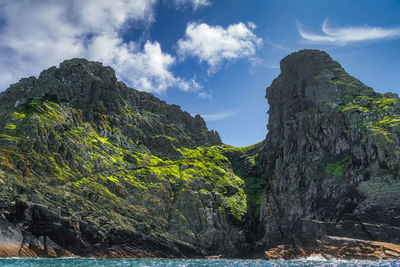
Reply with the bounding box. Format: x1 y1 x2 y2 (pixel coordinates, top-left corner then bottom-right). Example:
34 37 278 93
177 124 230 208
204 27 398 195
324 155 351 177
335 91 400 141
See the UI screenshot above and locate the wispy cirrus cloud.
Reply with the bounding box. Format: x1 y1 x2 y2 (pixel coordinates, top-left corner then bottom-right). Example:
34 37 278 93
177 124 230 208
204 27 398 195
201 111 236 121
298 19 400 45
172 0 211 10
197 90 212 99
266 38 293 52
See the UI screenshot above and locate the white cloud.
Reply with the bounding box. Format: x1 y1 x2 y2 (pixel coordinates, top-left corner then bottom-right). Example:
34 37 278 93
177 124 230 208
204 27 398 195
298 19 400 45
0 0 200 94
247 21 257 30
266 38 292 52
197 90 212 99
87 34 197 93
201 111 236 121
172 0 211 10
177 22 262 74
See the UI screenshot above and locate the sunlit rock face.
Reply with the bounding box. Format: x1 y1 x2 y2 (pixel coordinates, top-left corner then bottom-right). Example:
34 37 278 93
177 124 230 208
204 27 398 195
258 49 400 251
0 51 399 259
0 58 250 258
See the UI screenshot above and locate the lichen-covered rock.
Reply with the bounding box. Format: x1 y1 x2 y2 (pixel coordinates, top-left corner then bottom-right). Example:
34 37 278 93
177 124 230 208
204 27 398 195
1 51 400 259
257 50 400 255
0 59 245 257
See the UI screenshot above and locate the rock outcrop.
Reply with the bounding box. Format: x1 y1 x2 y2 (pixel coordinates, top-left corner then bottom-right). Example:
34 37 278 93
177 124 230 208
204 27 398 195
0 216 73 257
0 59 246 257
264 235 400 260
257 49 400 258
1 51 399 259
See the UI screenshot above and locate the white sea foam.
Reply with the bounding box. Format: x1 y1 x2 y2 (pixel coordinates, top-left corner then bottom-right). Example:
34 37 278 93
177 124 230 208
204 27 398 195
303 254 327 261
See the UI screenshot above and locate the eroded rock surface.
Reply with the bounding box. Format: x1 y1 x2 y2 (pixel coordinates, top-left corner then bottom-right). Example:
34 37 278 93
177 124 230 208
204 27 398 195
257 49 400 259
0 59 245 257
1 51 400 259
264 236 400 260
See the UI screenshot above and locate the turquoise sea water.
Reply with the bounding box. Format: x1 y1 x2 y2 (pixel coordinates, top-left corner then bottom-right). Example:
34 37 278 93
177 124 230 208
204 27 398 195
0 258 399 267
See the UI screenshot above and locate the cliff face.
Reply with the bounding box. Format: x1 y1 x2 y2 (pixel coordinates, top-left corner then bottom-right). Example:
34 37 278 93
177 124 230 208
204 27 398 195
0 59 247 257
1 51 399 259
259 50 400 255
0 58 221 157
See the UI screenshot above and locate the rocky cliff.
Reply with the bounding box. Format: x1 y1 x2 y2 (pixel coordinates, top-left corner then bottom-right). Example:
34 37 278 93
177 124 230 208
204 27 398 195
0 51 399 259
258 50 400 259
0 58 249 257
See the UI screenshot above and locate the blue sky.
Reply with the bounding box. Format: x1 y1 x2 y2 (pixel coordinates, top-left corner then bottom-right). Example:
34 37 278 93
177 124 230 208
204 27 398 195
0 0 399 146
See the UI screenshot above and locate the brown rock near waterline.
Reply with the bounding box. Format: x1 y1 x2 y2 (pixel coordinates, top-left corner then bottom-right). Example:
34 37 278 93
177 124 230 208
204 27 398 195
264 236 400 260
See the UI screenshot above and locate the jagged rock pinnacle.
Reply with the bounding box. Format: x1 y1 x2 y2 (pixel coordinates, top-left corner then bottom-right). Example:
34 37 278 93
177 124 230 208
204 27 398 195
279 49 340 77
259 49 400 253
266 49 369 134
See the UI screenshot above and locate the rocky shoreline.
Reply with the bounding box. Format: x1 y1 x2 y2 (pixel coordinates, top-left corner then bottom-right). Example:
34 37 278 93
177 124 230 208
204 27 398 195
2 211 400 260
264 236 400 260
2 212 400 259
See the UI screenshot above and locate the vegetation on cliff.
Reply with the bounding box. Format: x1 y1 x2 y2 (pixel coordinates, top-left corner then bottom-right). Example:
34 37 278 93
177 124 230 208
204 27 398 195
0 59 252 257
0 51 399 259
259 50 400 258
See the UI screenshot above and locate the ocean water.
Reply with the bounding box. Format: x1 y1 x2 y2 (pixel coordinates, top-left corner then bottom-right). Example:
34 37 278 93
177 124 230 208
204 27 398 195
0 258 399 267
